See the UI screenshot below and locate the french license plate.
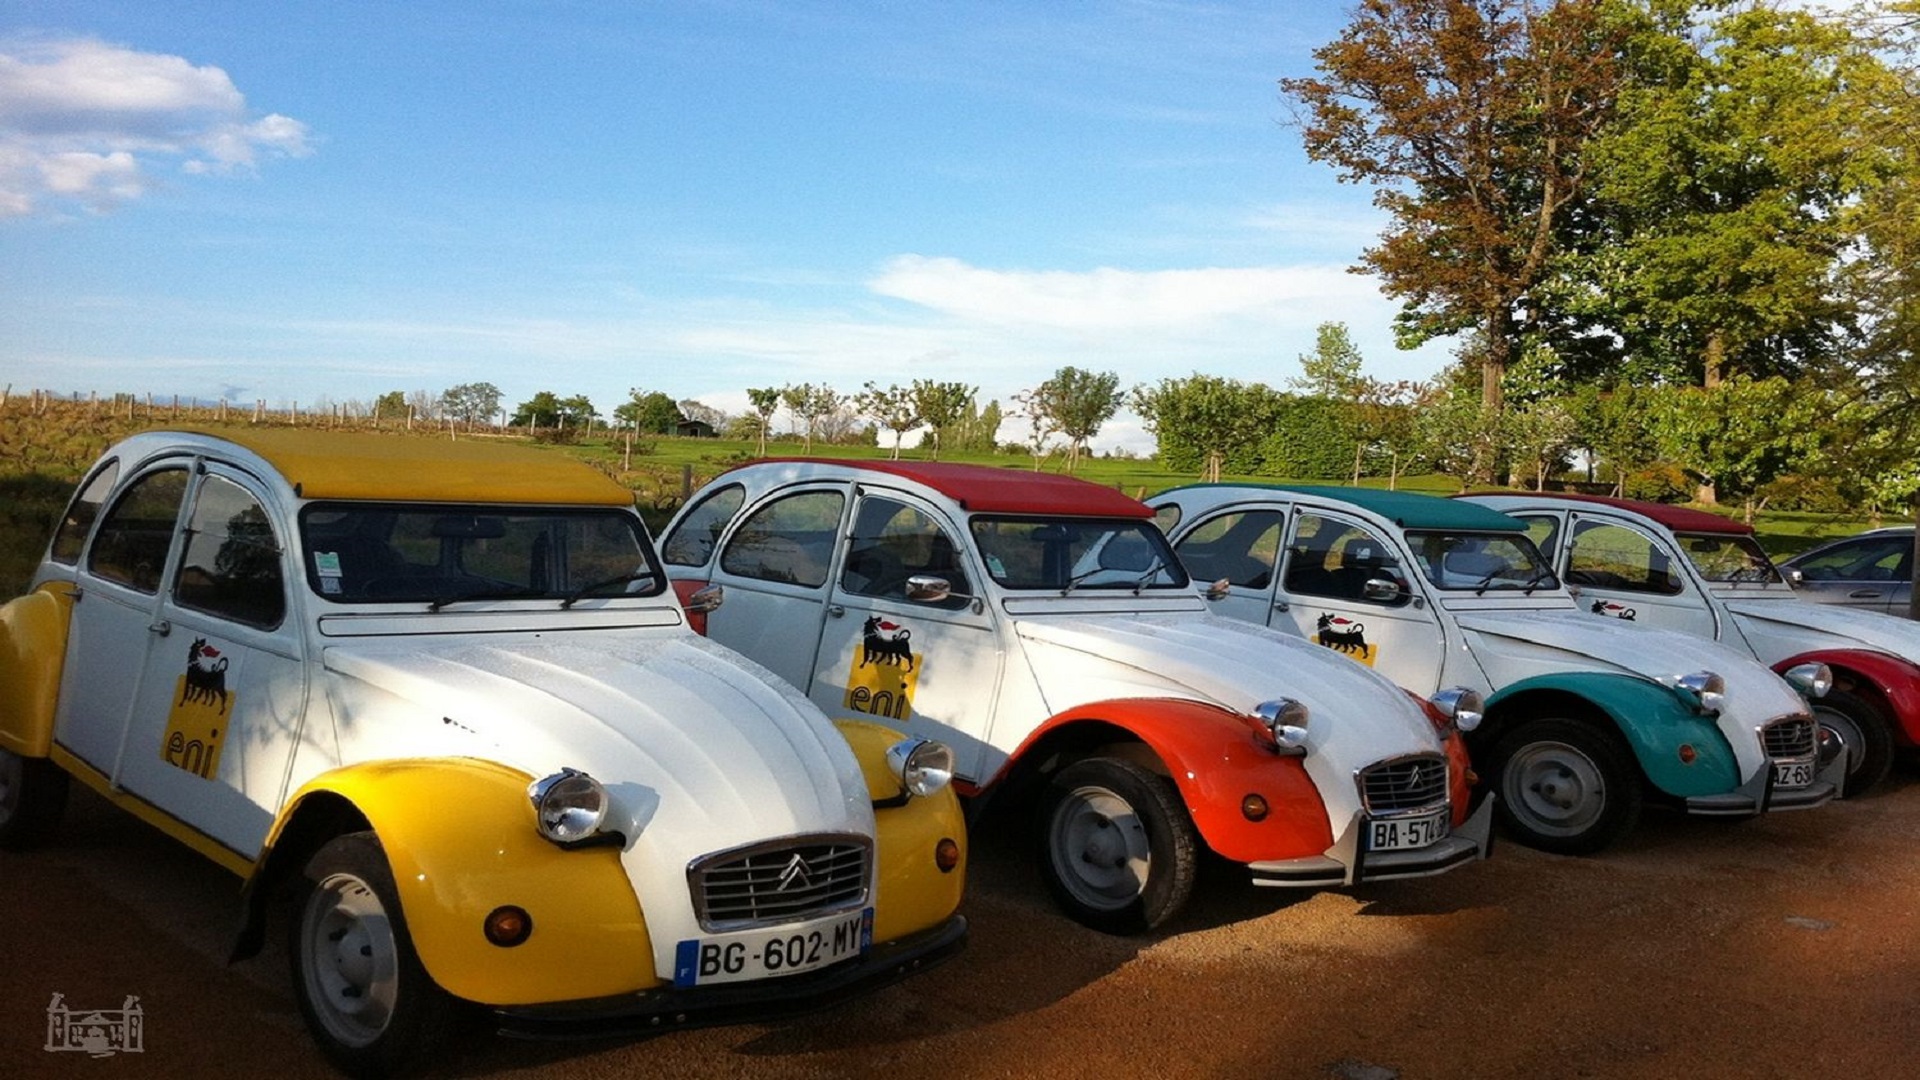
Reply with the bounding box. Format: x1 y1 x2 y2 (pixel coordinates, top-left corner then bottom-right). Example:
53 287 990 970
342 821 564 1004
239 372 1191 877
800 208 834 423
672 908 872 988
1367 809 1448 852
1773 760 1814 788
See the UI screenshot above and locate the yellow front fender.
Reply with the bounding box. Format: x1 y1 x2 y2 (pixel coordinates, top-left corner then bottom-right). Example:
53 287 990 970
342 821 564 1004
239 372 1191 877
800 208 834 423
267 758 658 1005
834 721 968 943
0 583 75 758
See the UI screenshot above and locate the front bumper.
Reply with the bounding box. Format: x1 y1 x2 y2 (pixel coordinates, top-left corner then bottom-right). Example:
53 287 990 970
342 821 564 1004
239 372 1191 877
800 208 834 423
1684 753 1842 817
492 914 967 1040
1244 794 1496 889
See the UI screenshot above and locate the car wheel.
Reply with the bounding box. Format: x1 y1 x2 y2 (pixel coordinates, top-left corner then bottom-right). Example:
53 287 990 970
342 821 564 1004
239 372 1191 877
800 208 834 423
1039 757 1198 935
0 747 69 850
1813 687 1896 796
1490 719 1642 856
289 831 459 1077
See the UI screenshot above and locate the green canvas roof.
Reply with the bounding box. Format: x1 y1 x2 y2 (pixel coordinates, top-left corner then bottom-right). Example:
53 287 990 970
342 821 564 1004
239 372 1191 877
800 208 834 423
1158 483 1525 533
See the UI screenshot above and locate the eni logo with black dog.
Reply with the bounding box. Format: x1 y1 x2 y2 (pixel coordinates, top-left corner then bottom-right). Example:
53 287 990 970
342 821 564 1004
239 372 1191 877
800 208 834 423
1315 613 1378 667
161 636 234 779
846 615 919 721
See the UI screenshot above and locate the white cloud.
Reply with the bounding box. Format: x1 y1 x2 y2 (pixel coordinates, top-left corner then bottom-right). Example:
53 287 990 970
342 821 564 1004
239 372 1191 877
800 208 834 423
0 37 311 217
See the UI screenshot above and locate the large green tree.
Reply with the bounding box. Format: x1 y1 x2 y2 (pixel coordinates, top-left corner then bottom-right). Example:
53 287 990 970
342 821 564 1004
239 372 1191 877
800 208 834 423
614 389 682 434
440 382 502 426
1563 1 1901 390
1132 375 1282 480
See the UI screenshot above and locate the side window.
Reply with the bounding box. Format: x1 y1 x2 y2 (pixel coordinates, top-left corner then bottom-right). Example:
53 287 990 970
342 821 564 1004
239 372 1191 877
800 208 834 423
664 485 745 567
174 476 286 628
88 468 190 593
1566 520 1682 595
841 497 970 603
1282 513 1407 604
1173 510 1284 589
1795 537 1909 582
719 490 844 588
1519 515 1561 562
50 459 121 565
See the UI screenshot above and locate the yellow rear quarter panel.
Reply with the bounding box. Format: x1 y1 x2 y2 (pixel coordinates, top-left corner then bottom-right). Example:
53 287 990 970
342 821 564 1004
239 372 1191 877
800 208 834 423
0 583 75 758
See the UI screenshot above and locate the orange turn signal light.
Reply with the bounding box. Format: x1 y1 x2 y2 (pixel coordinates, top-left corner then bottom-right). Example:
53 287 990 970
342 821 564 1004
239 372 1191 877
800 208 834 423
935 838 961 873
1241 794 1270 822
484 905 534 947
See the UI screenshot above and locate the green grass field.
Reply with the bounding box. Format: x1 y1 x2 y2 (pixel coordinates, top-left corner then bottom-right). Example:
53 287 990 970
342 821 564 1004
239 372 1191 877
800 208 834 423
0 406 1885 597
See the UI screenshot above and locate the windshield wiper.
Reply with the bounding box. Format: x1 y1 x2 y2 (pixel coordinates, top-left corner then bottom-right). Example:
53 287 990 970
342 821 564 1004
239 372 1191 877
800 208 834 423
561 570 658 608
427 584 550 612
1059 566 1104 596
1133 558 1166 595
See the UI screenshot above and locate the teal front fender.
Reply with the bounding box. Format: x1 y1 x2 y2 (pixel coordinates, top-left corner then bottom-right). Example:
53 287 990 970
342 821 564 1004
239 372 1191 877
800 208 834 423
1485 672 1739 799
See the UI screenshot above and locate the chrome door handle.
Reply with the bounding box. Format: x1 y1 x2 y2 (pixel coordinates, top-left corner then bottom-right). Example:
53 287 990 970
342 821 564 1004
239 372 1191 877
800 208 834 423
1273 599 1290 612
827 604 845 618
148 619 171 636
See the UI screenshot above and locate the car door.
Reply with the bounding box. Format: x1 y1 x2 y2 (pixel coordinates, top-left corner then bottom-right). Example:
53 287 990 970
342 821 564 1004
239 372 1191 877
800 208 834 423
701 485 847 691
812 491 1001 782
1270 509 1449 696
1788 534 1914 616
1549 513 1720 639
1165 505 1289 628
58 461 309 857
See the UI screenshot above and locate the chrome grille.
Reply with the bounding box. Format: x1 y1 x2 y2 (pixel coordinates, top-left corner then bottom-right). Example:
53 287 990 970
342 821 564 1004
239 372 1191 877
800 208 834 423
1763 716 1817 760
687 833 872 932
1358 753 1449 813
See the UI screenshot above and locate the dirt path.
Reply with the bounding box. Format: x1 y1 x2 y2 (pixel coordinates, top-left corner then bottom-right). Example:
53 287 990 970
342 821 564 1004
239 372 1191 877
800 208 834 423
5 772 1918 1079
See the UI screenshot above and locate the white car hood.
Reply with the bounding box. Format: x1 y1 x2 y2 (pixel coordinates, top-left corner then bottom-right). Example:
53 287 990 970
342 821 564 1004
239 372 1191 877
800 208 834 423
1724 595 1920 665
1453 608 1809 731
1012 613 1446 822
321 632 874 969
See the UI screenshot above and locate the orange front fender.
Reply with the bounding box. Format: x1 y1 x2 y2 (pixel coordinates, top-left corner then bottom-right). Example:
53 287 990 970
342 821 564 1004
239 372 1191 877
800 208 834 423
991 697 1333 865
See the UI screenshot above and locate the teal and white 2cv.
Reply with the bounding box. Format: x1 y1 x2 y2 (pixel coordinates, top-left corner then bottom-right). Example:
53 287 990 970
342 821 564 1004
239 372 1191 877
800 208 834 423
1149 484 1842 854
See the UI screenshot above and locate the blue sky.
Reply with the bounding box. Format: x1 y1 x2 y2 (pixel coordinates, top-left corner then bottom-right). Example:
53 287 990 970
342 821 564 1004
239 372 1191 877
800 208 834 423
0 1 1457 453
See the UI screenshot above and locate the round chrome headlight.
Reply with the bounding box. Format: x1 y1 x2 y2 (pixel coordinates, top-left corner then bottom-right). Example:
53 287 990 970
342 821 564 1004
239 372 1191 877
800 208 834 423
1252 698 1310 752
887 738 955 798
529 768 609 844
1674 671 1728 715
1783 662 1832 699
1429 686 1485 733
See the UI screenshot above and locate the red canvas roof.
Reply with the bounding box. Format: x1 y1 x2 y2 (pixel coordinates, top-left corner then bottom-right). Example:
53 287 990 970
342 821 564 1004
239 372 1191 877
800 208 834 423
1462 491 1751 535
754 458 1153 518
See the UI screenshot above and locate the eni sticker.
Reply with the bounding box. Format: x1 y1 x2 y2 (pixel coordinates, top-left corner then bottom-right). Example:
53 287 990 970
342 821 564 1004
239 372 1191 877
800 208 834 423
161 636 233 780
1315 613 1377 667
845 615 919 721
1590 599 1637 620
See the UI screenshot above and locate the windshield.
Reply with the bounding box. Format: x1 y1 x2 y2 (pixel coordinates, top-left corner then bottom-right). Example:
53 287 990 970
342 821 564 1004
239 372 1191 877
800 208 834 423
1675 532 1782 584
969 516 1189 592
1407 531 1559 593
299 503 664 606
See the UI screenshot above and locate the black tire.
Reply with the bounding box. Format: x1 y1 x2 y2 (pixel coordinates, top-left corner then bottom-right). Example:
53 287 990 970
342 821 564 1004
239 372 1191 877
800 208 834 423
1038 757 1198 935
1489 718 1642 856
289 832 459 1078
0 747 69 851
1813 687 1896 797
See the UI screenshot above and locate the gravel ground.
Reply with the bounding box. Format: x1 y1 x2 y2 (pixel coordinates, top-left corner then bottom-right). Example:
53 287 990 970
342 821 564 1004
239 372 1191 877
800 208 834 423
5 769 1918 1080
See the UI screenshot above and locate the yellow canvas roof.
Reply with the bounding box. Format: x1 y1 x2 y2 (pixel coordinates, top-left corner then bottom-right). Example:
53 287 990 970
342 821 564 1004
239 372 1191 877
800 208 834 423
185 427 634 505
